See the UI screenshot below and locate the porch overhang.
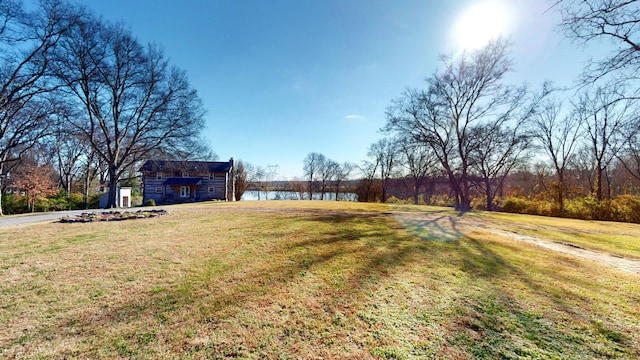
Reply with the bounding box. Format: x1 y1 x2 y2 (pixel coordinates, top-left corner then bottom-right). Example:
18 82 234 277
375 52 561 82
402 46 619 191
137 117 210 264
163 178 202 186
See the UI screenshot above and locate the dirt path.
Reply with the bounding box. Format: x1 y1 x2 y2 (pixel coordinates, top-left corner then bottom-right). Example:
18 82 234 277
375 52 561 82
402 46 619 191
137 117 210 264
392 212 640 275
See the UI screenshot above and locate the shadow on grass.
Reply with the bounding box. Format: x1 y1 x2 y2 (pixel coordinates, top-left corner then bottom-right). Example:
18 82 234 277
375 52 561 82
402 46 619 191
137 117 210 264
393 215 464 243
32 208 636 358
445 234 631 358
38 211 424 357
389 209 634 358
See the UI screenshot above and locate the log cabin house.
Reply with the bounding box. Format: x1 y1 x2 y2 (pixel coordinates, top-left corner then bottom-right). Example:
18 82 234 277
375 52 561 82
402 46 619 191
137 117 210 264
141 159 235 204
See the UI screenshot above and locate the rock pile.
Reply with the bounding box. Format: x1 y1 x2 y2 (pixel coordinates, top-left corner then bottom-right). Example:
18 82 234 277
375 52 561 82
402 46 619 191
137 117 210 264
59 209 167 223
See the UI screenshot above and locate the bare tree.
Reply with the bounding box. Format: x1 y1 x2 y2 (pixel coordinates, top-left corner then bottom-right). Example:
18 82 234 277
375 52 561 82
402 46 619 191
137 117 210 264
333 162 356 201
619 125 640 181
53 14 206 208
469 117 531 211
532 98 583 211
357 159 380 203
303 152 325 200
386 38 528 211
557 0 640 88
79 149 105 208
569 146 597 195
573 85 636 200
289 177 306 200
233 160 249 201
396 139 439 205
252 166 266 200
51 117 89 195
0 0 75 215
368 138 399 203
317 159 337 200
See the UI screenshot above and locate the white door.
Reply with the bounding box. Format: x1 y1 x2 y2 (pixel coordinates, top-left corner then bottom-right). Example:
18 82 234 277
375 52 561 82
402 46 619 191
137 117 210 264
180 186 190 198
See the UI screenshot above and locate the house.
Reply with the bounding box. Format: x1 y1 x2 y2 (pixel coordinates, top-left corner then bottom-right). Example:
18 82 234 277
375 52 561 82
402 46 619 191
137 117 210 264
99 186 132 208
140 159 235 205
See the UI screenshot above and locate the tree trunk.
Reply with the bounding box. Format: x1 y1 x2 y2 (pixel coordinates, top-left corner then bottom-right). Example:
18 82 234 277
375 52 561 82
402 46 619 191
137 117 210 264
485 179 494 211
557 170 565 214
595 166 603 201
381 178 387 203
0 166 4 216
459 170 472 212
106 165 118 208
84 169 91 209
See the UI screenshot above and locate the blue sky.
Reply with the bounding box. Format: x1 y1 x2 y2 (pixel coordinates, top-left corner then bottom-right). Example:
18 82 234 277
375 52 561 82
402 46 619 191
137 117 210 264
77 0 600 179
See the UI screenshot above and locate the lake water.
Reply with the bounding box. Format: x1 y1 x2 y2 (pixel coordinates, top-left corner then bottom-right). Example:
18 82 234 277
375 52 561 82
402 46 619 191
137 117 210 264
241 190 358 201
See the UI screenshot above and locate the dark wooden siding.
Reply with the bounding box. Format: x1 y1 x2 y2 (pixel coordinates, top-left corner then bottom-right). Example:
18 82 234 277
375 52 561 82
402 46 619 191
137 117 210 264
143 171 230 204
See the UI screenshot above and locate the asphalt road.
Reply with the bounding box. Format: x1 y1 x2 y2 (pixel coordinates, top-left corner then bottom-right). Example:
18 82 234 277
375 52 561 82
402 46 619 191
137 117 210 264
0 208 150 227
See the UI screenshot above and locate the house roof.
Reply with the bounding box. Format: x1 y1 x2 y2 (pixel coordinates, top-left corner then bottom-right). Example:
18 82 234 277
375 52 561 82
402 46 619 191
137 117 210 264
163 177 203 186
140 160 232 173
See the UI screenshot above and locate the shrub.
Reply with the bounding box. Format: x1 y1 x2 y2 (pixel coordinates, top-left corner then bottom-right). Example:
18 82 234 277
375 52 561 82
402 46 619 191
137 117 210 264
385 196 413 204
530 199 554 217
132 195 143 207
49 192 70 211
144 199 156 206
499 197 529 214
470 196 488 211
610 195 640 223
427 194 455 207
68 192 86 209
1 193 28 214
564 197 591 220
35 197 52 212
496 194 640 223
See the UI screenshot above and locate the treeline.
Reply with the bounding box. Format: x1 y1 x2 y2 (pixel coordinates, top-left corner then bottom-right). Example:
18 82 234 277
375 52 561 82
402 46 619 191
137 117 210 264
355 26 640 222
0 1 208 215
313 0 640 224
245 180 359 201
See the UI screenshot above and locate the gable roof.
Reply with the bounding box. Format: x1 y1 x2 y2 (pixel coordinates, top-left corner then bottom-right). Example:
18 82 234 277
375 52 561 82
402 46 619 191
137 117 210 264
140 160 232 173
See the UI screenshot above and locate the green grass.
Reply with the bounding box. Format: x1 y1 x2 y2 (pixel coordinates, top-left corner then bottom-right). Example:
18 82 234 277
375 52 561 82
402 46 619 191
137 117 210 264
0 201 638 359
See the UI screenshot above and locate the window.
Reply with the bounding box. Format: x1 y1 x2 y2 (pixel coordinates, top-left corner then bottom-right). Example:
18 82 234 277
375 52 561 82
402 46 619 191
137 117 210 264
182 172 189 178
155 187 162 193
208 186 215 192
180 186 190 198
209 173 214 181
156 173 162 180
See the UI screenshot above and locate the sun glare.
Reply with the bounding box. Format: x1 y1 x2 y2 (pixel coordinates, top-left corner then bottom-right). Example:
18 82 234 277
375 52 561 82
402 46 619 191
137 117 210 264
453 1 508 50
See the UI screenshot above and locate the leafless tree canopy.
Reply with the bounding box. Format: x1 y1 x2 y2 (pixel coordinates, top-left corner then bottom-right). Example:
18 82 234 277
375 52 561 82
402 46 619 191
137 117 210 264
52 12 206 208
573 85 637 200
385 38 541 211
0 0 76 215
558 0 640 87
532 98 582 210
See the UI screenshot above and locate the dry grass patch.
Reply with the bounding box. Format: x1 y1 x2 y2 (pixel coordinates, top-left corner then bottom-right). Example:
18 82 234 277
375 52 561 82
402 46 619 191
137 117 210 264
472 210 640 259
0 201 638 359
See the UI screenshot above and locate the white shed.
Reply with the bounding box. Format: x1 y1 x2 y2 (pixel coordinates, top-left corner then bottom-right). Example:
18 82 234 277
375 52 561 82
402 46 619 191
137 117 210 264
99 187 133 208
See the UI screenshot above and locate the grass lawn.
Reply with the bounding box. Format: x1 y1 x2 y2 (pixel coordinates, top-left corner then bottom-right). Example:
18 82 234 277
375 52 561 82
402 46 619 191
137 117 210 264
0 201 638 359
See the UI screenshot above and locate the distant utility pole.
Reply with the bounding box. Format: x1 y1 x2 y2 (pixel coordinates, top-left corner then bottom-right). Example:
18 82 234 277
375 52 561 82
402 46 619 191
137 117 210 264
267 164 279 181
